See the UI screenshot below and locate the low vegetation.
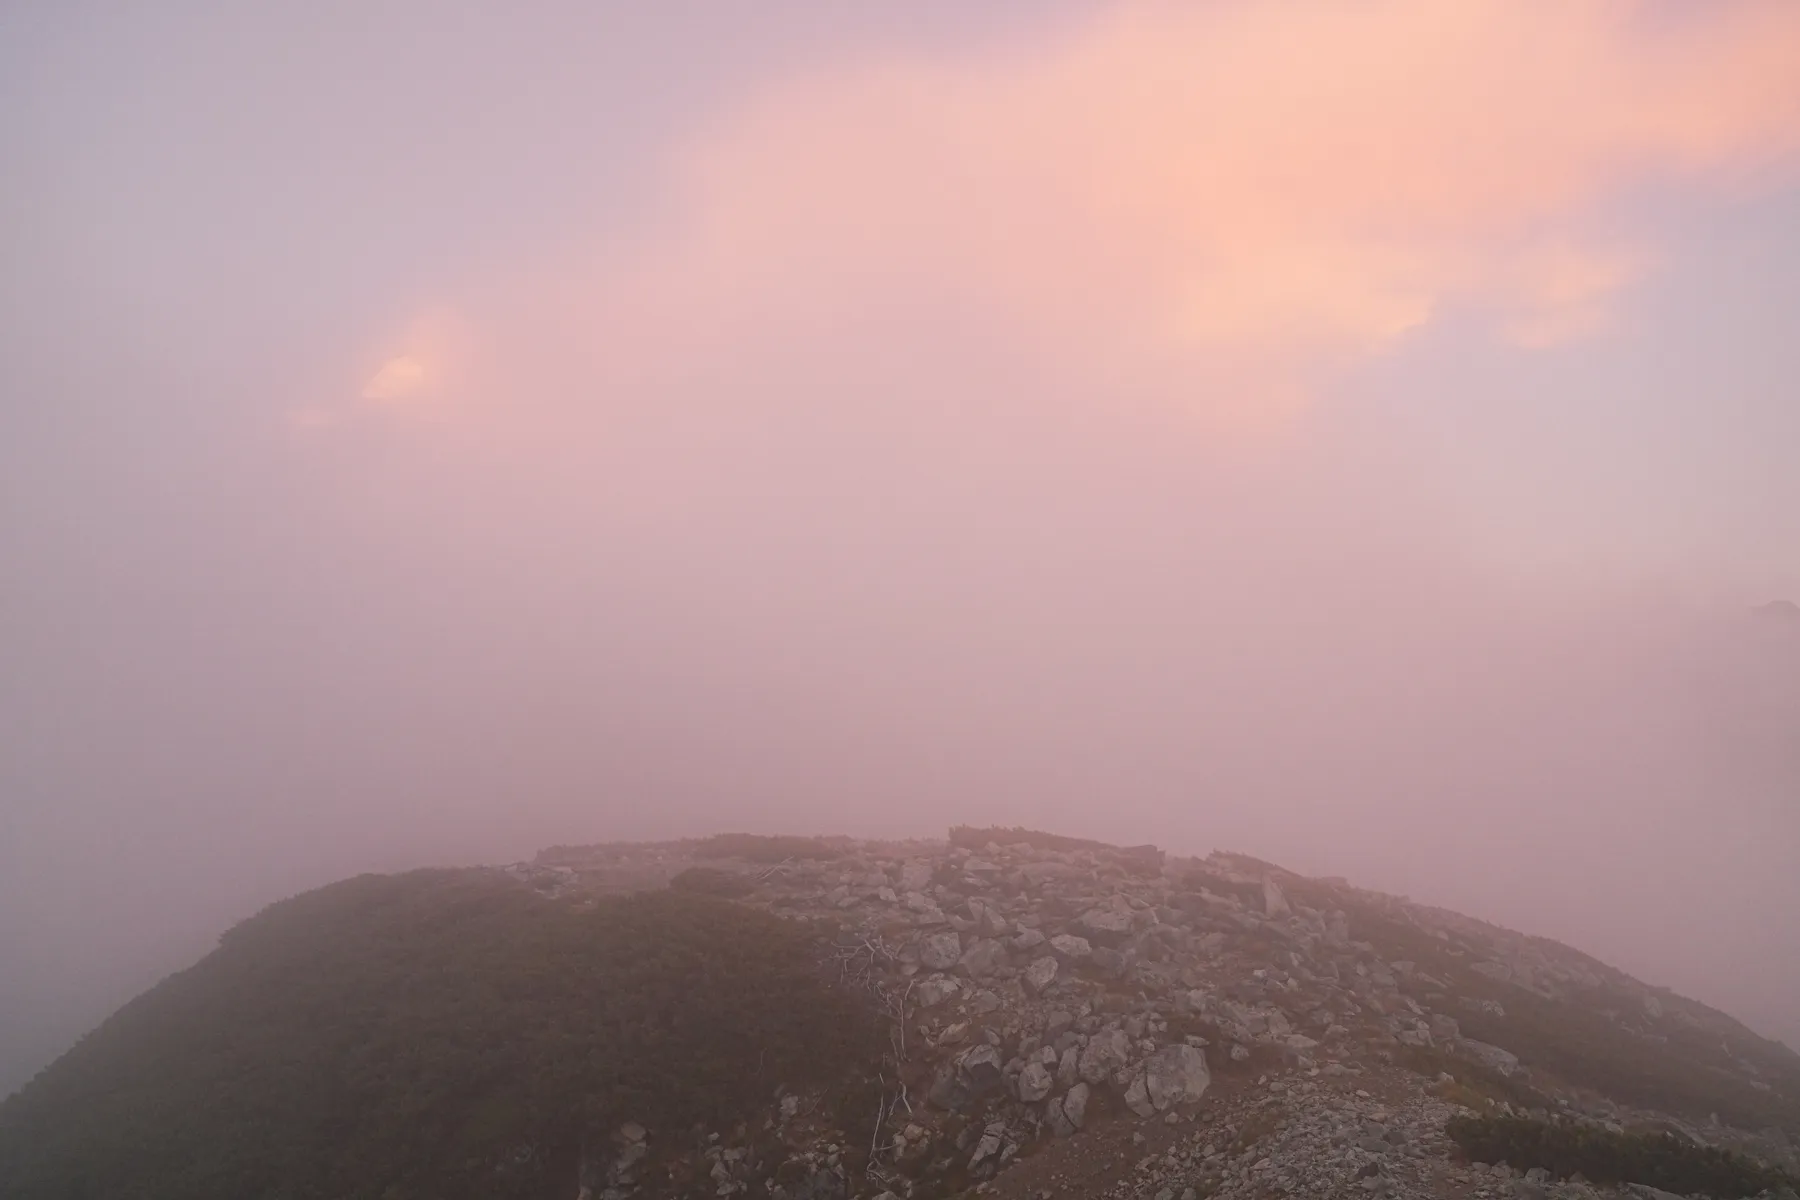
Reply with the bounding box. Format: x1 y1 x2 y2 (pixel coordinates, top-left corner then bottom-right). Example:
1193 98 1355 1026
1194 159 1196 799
947 825 1117 854
669 865 756 897
1178 870 1266 908
689 832 847 862
1279 891 1800 1135
0 870 883 1200
1447 1114 1800 1198
1396 1044 1554 1113
1453 987 1800 1134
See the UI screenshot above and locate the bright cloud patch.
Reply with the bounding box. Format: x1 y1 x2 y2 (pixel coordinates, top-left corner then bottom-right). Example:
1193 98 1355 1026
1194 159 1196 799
361 355 428 402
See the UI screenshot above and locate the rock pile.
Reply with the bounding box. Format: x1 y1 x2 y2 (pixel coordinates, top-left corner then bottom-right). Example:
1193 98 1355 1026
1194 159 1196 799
534 832 1800 1200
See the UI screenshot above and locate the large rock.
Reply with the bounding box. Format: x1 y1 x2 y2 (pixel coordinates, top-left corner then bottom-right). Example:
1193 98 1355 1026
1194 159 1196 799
1062 1082 1090 1129
1325 910 1351 946
1078 1028 1133 1084
914 977 960 1008
927 1061 971 1111
902 892 944 922
897 859 934 892
969 1120 1006 1168
1123 1072 1156 1117
1076 907 1135 944
1044 1095 1074 1137
1090 945 1130 980
1023 955 1060 995
1049 934 1092 961
1262 877 1292 918
1020 860 1081 885
1142 1044 1211 1110
966 988 1003 1015
959 938 1007 978
1056 1045 1080 1087
958 1043 1005 1093
610 1123 649 1186
1626 1187 1690 1200
968 900 1010 938
1017 1061 1055 1102
1459 1038 1520 1076
1045 1082 1092 1136
919 931 962 970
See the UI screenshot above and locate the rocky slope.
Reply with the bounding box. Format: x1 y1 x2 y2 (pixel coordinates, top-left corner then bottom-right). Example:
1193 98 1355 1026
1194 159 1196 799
5 828 1793 1200
530 829 1800 1200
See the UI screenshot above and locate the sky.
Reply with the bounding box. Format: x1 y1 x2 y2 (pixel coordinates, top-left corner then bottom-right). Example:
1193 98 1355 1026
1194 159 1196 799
3 0 1799 1096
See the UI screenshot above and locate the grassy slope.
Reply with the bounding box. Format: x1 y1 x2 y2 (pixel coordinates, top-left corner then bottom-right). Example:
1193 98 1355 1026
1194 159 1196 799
0 870 881 1200
1291 886 1800 1133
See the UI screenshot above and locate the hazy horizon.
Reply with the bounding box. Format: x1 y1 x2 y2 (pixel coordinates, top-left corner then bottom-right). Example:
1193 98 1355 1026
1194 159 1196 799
5 0 1799 1098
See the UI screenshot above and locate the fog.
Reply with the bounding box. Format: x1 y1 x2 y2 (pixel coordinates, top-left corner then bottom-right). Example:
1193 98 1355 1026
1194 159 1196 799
4 1 1800 1097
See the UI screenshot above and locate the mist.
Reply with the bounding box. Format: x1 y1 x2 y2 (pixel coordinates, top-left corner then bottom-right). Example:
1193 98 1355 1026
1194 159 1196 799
4 0 1799 1098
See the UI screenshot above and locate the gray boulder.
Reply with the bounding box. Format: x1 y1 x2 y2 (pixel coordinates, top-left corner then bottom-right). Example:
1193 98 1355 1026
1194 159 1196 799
1090 945 1130 980
897 859 934 892
927 1061 971 1111
914 977 960 1008
1077 906 1135 944
1124 1071 1156 1117
1056 1044 1080 1087
959 1043 1004 1094
919 931 962 970
969 1120 1006 1168
1458 1038 1520 1076
1325 910 1351 945
1023 955 1060 995
968 900 1010 938
1020 860 1081 885
1078 1028 1133 1084
1062 1082 1090 1129
1123 1072 1152 1122
1625 1184 1689 1200
1017 1061 1055 1102
959 938 1007 978
1142 1044 1211 1109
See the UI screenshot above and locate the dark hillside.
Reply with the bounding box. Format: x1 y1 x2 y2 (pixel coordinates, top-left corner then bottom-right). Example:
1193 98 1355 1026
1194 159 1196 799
0 870 882 1200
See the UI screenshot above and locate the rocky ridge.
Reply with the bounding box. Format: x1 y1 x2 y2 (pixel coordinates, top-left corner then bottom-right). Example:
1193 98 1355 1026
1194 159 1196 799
526 832 1800 1200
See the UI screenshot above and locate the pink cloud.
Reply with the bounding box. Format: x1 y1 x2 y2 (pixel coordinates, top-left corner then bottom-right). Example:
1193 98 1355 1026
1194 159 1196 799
552 0 1800 420
360 355 427 403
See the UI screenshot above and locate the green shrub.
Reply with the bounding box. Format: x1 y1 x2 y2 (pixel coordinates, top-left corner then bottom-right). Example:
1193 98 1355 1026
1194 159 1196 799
947 825 1116 854
1453 987 1800 1133
1275 894 1800 1136
689 833 845 863
1396 1044 1552 1112
1446 1115 1799 1198
669 866 755 897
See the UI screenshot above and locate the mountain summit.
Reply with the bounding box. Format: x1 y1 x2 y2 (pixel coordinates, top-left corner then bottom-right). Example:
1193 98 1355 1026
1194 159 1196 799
3 830 1796 1200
